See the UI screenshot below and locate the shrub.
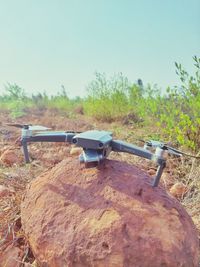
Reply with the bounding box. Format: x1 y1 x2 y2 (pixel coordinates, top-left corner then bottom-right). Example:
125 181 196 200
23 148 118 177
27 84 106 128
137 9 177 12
84 72 138 122
155 56 200 150
0 84 33 118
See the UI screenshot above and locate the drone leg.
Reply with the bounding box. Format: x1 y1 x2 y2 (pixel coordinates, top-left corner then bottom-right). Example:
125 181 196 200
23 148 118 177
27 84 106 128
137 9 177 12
152 162 166 187
22 139 30 163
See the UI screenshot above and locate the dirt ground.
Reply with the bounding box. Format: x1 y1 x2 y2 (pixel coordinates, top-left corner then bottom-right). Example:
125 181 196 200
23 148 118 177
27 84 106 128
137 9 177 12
0 109 199 266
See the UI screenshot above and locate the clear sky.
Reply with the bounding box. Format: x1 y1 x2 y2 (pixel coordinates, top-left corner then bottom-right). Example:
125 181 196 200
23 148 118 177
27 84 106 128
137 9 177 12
0 0 199 98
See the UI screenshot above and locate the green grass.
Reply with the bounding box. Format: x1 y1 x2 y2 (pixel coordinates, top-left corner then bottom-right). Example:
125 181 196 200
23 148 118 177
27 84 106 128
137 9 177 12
0 84 83 118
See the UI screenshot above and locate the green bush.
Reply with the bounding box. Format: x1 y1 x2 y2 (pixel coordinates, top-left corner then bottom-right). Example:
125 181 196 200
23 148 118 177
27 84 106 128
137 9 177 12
84 72 141 122
154 56 200 150
0 84 33 118
0 84 78 117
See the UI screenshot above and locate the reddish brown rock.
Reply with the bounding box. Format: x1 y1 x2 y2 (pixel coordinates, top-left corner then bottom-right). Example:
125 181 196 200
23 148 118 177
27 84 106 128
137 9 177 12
147 168 156 176
170 182 188 199
0 245 23 267
0 185 15 197
21 159 199 267
0 148 24 166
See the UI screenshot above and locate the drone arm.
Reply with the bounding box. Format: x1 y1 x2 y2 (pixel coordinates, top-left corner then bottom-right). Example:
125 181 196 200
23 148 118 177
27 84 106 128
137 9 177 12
111 140 153 161
22 132 76 143
20 132 76 163
111 140 166 187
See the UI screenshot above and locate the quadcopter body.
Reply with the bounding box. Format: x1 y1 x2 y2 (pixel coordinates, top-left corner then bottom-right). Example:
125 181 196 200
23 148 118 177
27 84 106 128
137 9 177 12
6 123 191 187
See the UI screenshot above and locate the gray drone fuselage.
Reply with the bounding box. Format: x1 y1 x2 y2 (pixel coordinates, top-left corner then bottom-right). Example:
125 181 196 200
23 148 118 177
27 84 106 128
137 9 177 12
72 130 113 150
8 125 167 187
72 130 113 165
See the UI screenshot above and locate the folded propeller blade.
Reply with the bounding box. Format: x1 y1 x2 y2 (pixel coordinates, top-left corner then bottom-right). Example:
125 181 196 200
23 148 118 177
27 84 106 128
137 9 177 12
166 146 200 158
6 123 30 129
28 125 51 131
148 140 166 147
140 139 166 148
166 147 182 156
6 123 51 131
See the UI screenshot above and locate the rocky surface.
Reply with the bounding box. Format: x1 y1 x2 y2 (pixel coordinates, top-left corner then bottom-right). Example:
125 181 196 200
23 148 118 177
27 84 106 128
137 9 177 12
0 244 23 267
0 148 24 167
0 184 15 197
169 182 188 198
21 158 199 267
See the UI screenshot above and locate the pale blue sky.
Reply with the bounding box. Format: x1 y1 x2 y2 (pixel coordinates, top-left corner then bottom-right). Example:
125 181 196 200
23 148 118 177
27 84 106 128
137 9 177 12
0 0 199 98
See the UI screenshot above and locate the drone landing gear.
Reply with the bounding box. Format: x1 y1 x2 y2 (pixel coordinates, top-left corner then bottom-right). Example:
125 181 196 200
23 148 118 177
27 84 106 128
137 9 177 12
21 139 30 163
153 161 166 187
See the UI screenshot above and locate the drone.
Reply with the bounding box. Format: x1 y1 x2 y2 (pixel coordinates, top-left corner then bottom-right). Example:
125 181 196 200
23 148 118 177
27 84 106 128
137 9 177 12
6 123 198 187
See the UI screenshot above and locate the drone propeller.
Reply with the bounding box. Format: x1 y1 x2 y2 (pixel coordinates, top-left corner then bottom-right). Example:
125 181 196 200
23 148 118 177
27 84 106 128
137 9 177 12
141 139 200 158
163 146 182 156
139 139 163 146
164 145 200 158
6 123 29 129
28 125 51 131
6 123 51 131
146 140 167 148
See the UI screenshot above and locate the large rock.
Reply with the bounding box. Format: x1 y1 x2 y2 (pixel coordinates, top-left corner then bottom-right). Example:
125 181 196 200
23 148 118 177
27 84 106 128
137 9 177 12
21 158 199 267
